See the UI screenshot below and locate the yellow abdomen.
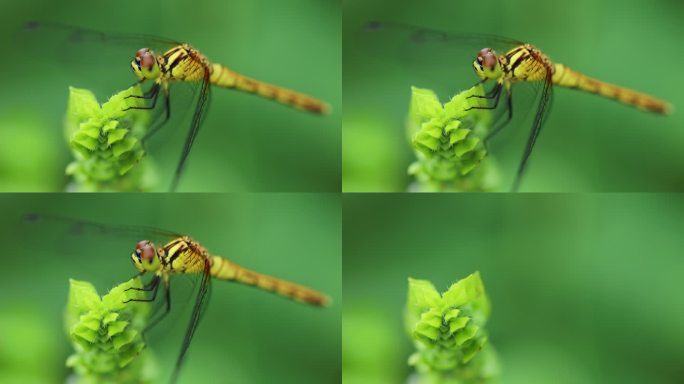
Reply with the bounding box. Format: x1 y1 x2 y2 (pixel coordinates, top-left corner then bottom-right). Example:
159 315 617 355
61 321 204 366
209 64 329 114
552 64 671 114
209 256 329 306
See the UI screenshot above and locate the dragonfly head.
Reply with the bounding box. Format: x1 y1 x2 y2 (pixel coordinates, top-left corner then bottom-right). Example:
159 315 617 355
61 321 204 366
131 240 162 273
131 48 161 81
473 48 503 80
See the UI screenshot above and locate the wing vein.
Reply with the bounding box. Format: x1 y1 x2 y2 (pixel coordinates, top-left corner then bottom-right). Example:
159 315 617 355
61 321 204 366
512 71 554 191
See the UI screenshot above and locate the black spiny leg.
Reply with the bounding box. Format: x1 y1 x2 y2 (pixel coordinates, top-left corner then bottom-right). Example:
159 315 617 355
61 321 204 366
485 88 513 143
143 88 172 142
124 275 161 303
123 83 161 111
467 81 501 100
466 83 503 111
125 271 145 282
129 79 146 88
125 279 157 292
143 281 172 333
125 273 158 292
126 82 160 100
511 72 554 192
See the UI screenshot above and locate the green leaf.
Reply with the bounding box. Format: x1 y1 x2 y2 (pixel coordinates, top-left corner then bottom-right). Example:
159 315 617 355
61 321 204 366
67 279 101 315
112 330 138 350
65 278 153 383
448 316 469 334
64 85 155 192
410 86 444 121
101 85 145 118
442 271 490 319
405 272 498 383
101 277 145 311
107 321 128 337
67 87 102 121
107 128 129 144
407 278 442 312
407 84 500 192
103 312 120 325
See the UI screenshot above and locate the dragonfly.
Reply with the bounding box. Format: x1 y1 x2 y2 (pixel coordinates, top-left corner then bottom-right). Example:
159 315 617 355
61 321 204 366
24 21 330 191
366 21 672 191
25 213 329 383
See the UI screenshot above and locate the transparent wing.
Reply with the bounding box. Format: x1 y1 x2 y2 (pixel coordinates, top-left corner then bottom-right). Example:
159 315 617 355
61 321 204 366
359 20 524 72
19 21 182 91
511 72 555 191
484 77 547 142
359 20 553 192
102 244 211 384
24 212 183 239
366 21 525 49
170 263 212 383
353 20 527 102
132 81 206 194
170 72 212 191
23 20 181 50
22 22 211 192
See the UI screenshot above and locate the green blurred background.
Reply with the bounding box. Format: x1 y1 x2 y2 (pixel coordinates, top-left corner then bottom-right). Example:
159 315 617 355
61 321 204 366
0 193 340 383
343 194 684 383
0 0 340 192
343 0 684 192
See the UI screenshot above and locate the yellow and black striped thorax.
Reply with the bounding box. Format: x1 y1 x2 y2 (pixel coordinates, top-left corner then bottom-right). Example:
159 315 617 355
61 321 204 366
501 44 553 82
158 44 210 82
159 236 210 274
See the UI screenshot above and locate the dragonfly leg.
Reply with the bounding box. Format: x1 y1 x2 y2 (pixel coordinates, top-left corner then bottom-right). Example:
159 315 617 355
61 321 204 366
465 84 502 111
129 79 146 88
142 89 172 142
467 82 501 99
485 89 513 143
143 281 172 333
125 271 145 283
123 275 160 303
125 273 157 291
143 84 161 98
123 84 160 111
125 83 159 99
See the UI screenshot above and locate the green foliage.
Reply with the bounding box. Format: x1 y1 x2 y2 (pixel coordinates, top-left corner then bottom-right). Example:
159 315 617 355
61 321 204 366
407 86 499 192
405 272 499 384
65 86 156 192
65 278 155 384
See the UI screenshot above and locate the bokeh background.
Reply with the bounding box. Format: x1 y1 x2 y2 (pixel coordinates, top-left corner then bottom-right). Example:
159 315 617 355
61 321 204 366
343 0 684 192
0 0 340 192
0 193 341 383
343 194 684 383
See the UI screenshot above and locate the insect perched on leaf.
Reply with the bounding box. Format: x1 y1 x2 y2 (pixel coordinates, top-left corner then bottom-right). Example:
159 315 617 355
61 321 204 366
25 213 329 383
367 21 671 191
24 21 330 191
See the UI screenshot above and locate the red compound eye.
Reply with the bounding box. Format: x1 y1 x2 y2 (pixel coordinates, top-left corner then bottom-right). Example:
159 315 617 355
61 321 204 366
476 48 498 69
135 240 156 262
134 48 155 70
